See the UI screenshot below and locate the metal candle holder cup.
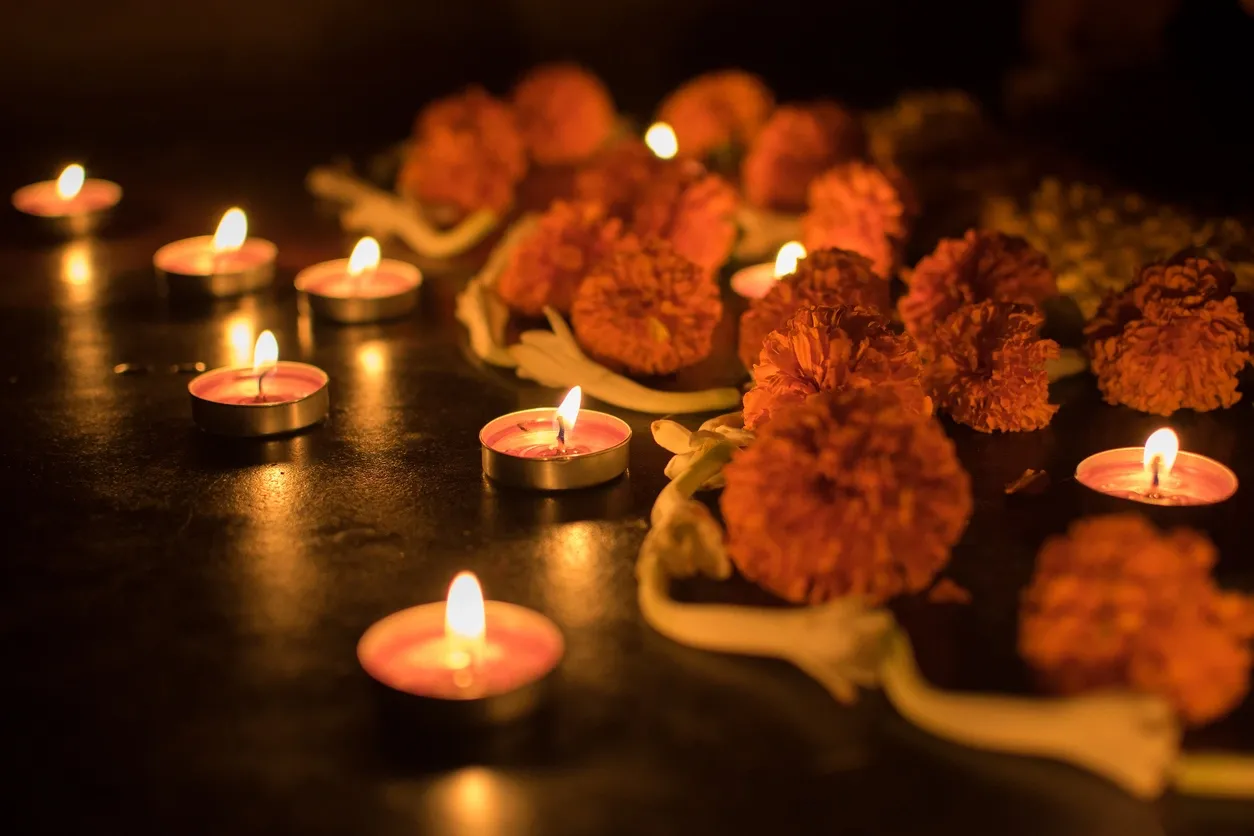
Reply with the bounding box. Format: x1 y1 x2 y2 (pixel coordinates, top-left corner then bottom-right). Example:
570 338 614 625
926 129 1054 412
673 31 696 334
188 362 329 437
479 408 631 491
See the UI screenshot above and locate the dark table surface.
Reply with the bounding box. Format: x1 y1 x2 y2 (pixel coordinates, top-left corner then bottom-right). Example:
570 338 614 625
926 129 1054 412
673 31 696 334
4 141 1253 836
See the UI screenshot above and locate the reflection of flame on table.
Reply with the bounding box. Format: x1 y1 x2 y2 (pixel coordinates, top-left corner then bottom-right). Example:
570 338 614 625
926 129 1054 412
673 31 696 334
386 767 532 833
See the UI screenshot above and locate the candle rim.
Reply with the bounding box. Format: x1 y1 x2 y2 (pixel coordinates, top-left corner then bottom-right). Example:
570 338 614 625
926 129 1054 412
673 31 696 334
478 406 632 458
293 256 422 299
357 598 566 696
187 360 329 406
1074 445 1238 504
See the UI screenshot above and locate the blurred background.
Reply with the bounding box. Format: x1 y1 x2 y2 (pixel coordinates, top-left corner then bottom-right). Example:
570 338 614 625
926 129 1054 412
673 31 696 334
2 0 1252 204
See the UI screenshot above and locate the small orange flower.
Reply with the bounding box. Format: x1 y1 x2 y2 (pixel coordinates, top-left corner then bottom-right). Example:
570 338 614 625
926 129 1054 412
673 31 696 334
802 161 913 277
574 138 660 220
741 101 866 212
512 63 616 166
898 229 1056 343
658 70 775 158
721 388 973 605
630 166 739 277
496 201 628 317
738 248 890 368
1085 256 1251 415
928 301 1060 432
1020 514 1254 726
742 304 929 431
398 87 527 217
571 238 723 375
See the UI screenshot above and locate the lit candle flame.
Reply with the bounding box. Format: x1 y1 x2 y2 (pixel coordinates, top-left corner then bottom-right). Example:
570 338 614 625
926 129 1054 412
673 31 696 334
645 122 678 160
56 164 85 201
347 236 381 277
252 330 279 374
1143 428 1179 478
445 571 486 643
556 386 582 437
213 207 248 253
773 241 806 278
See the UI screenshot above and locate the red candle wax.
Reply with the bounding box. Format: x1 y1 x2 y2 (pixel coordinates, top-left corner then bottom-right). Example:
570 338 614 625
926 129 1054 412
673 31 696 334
11 179 122 218
153 236 277 277
294 258 421 299
358 601 564 700
729 262 778 300
480 409 631 459
188 362 328 406
1075 447 1237 506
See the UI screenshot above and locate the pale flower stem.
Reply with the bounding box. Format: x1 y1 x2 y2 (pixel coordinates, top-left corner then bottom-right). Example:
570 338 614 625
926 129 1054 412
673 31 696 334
503 309 741 415
455 216 538 366
1171 753 1254 799
880 628 1181 799
306 166 499 258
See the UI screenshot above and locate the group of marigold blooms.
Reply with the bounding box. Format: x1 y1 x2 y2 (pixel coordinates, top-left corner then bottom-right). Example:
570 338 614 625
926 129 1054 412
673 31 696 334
402 65 1254 727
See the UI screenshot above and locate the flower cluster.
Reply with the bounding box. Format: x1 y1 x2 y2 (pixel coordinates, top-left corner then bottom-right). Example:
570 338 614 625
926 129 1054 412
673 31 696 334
511 63 617 166
571 238 723 375
741 102 866 212
721 388 973 605
927 301 1060 432
629 166 739 277
1020 514 1254 726
495 201 628 316
573 138 660 220
1085 256 1251 415
397 87 528 217
742 305 929 431
802 161 913 277
738 248 890 368
658 70 775 159
898 229 1057 342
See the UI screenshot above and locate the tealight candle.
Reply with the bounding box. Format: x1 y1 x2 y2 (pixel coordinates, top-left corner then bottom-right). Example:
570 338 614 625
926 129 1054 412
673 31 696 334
188 330 329 437
730 240 807 299
1075 428 1238 506
358 571 564 725
11 163 122 236
479 387 631 490
294 236 423 323
154 207 277 297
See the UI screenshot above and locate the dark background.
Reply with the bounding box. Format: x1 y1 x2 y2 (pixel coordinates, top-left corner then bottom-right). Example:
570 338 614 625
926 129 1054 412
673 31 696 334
4 0 1253 198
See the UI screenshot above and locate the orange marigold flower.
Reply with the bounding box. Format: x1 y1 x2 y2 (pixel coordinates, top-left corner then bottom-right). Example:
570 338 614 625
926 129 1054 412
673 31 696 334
571 238 723 375
721 388 973 605
629 166 739 277
898 229 1056 342
658 70 775 158
1085 256 1251 415
928 301 1060 432
398 87 527 217
1020 514 1254 726
512 63 616 166
495 201 627 317
741 101 866 212
738 248 890 368
574 138 660 220
802 161 913 277
742 304 930 431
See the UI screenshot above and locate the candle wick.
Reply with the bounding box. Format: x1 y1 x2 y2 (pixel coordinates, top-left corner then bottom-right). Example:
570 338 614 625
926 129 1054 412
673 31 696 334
1150 456 1161 491
255 366 274 402
555 416 567 452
